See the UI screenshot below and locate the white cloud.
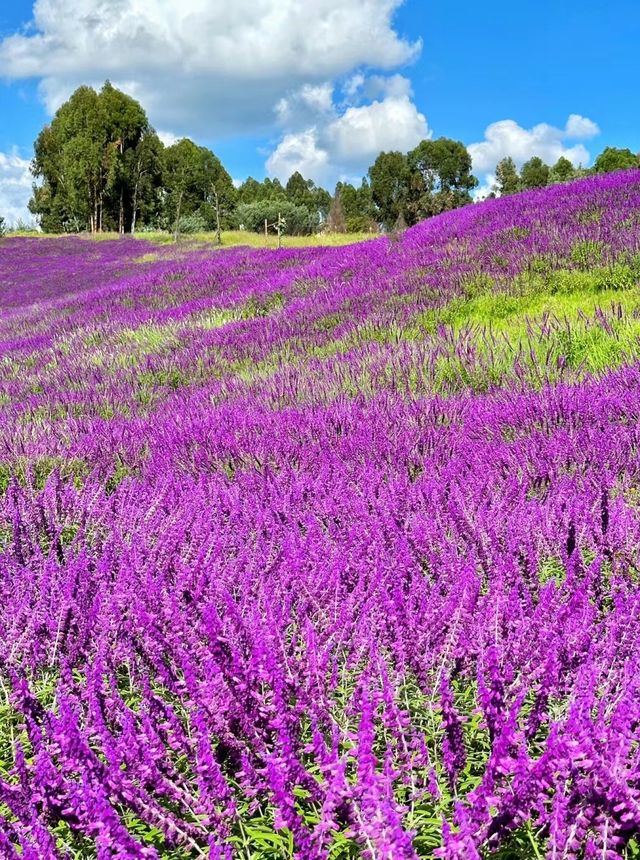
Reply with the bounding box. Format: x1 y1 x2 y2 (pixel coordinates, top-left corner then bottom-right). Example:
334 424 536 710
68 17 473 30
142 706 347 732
468 114 601 175
327 94 428 161
157 130 179 147
267 76 429 185
343 73 366 99
275 83 335 128
346 72 413 101
565 114 599 139
0 0 421 138
0 151 36 227
266 130 330 182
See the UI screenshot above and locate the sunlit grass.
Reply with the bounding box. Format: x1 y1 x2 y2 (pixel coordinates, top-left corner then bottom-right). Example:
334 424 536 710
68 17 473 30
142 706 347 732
9 229 378 249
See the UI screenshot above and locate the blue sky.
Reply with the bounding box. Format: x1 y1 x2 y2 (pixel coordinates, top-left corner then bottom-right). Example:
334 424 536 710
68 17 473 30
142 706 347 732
0 0 638 223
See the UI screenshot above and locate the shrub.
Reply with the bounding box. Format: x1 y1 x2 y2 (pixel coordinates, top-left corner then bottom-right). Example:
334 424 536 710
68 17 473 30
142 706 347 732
177 213 208 234
236 200 318 235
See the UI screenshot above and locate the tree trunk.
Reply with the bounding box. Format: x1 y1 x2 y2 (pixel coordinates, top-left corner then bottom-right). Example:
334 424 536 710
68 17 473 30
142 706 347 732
131 179 139 235
173 189 184 242
131 156 145 236
213 185 221 246
118 139 125 235
119 188 125 235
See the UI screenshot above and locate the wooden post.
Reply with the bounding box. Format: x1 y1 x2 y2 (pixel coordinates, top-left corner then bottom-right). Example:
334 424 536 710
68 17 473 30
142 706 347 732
264 218 268 244
277 212 282 249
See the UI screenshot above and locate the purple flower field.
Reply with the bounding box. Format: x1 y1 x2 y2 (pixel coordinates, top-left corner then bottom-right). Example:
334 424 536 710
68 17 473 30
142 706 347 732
2 171 640 858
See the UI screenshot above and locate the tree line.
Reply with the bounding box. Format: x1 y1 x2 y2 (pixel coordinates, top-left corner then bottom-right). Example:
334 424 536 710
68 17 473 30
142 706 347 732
22 82 640 237
492 147 640 197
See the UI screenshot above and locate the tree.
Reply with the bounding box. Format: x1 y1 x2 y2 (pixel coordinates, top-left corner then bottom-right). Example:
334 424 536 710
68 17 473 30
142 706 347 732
30 82 152 233
0 215 5 237
335 179 378 232
237 176 286 204
163 140 202 239
327 192 346 233
31 86 104 232
237 177 267 204
406 138 478 222
127 130 164 234
285 171 331 223
520 156 550 190
100 81 149 234
285 171 310 207
593 146 639 173
162 139 236 239
549 156 576 184
368 151 410 231
494 157 520 196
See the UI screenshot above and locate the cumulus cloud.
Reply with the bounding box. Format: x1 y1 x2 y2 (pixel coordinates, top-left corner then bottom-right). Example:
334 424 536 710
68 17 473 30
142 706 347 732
267 76 429 185
346 72 413 102
565 114 600 139
328 94 428 162
0 0 421 137
0 151 35 226
266 130 331 182
275 83 335 128
468 114 601 175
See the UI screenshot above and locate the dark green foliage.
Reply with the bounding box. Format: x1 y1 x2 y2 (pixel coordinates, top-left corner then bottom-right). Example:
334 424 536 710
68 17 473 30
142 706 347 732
162 138 236 237
407 137 478 221
494 157 521 196
127 129 165 233
237 176 286 204
594 146 639 173
369 140 477 230
335 179 378 232
550 156 577 184
29 82 159 234
369 150 411 230
233 174 331 235
520 157 551 190
285 171 331 220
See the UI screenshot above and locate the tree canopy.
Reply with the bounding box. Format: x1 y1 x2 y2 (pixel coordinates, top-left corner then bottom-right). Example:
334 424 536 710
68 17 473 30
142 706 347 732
594 147 639 173
407 137 478 220
368 151 411 231
30 82 157 233
494 157 520 196
162 139 236 236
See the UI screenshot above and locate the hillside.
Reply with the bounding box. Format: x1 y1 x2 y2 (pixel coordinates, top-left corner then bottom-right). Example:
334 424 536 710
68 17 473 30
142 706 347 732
1 170 640 858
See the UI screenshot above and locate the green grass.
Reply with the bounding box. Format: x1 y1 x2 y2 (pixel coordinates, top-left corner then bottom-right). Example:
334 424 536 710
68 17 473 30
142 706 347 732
7 229 377 249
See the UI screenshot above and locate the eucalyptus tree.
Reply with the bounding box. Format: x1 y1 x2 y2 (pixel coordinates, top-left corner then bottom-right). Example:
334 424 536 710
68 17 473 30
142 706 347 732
406 137 478 221
368 151 411 230
520 157 551 190
162 139 236 239
30 82 157 233
494 157 521 196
